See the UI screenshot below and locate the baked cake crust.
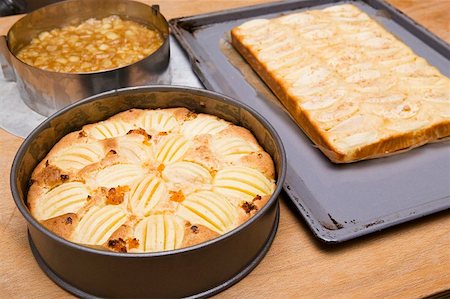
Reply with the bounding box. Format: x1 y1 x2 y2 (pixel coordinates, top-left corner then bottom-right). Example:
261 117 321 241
28 107 276 253
231 4 450 163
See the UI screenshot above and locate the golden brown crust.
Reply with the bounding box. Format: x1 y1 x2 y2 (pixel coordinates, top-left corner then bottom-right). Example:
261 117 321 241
231 7 450 163
28 107 276 253
33 164 70 188
213 125 275 176
104 223 134 252
27 182 44 215
181 224 220 248
236 151 275 179
216 125 260 147
42 213 78 239
170 107 197 122
183 135 220 171
236 195 271 224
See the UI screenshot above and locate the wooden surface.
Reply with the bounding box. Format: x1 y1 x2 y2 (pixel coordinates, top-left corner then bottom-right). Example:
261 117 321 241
1 0 449 298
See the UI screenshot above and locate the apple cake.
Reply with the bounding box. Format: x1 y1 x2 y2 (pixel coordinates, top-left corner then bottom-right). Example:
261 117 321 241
231 4 450 163
28 108 276 253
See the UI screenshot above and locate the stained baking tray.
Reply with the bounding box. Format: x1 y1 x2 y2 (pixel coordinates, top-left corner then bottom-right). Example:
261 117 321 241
169 0 450 243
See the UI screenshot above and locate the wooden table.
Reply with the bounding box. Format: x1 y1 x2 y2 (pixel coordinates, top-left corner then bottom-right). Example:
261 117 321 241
1 1 449 298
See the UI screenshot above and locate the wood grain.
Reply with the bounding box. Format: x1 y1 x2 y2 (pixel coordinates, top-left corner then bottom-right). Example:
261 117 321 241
1 1 449 298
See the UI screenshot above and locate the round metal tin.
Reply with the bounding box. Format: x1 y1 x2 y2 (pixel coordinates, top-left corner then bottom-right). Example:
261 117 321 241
11 86 286 298
0 0 171 116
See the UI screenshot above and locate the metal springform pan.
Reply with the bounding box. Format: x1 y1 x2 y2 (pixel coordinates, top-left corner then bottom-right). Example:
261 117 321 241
10 86 286 298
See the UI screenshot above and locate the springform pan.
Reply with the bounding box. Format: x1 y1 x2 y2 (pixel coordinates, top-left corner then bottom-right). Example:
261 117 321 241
10 85 286 298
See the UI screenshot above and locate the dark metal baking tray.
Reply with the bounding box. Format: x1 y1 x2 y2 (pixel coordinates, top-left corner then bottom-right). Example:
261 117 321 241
169 0 450 242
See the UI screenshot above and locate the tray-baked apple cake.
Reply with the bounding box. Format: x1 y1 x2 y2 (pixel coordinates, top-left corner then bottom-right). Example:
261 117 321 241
231 4 450 163
28 108 276 253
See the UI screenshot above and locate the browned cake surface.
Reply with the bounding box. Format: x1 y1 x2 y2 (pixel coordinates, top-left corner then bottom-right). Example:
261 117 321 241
28 107 276 253
231 4 450 163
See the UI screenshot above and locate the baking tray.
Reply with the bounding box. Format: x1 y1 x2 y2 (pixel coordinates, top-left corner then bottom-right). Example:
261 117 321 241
169 0 450 243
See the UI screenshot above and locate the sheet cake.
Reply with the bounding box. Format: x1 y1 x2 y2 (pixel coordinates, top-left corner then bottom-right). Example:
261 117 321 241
231 4 450 163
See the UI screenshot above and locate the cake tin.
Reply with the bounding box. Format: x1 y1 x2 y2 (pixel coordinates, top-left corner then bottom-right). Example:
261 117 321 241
10 86 286 298
0 0 170 117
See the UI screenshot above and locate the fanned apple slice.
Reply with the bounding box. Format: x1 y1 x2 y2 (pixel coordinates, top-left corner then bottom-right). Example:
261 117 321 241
213 166 274 201
74 205 127 245
90 120 132 140
129 176 168 217
181 116 228 137
138 110 179 133
132 215 184 252
162 161 212 185
177 191 237 234
36 182 89 220
155 135 191 164
212 137 257 160
95 164 145 188
52 142 104 171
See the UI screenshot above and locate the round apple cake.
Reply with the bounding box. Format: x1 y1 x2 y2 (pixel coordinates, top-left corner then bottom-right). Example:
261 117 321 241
28 107 276 253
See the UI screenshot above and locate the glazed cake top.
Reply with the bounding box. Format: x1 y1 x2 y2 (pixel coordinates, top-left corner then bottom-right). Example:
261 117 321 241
232 4 450 160
28 107 276 253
